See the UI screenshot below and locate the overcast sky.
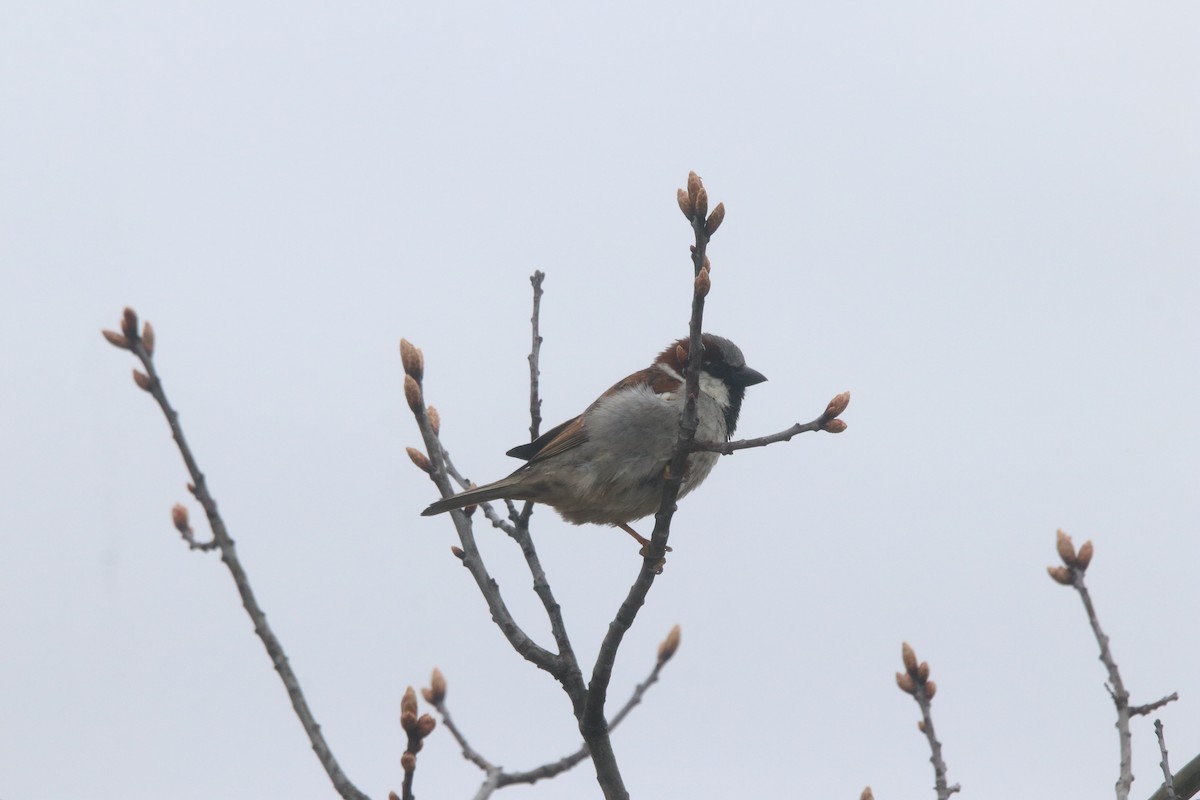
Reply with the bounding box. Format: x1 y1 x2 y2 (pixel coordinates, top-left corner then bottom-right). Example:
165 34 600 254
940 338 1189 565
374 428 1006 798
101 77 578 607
2 2 1199 799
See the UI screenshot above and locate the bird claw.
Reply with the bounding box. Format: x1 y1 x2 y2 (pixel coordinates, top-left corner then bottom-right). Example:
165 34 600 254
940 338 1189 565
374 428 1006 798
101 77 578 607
638 548 668 574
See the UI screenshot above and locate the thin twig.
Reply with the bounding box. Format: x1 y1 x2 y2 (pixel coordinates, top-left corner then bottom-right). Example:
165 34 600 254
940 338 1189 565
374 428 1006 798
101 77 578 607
1075 570 1136 799
439 452 517 535
915 685 959 799
692 419 826 453
1156 720 1178 800
1133 695 1181 717
527 270 544 442
105 313 369 800
413 404 562 676
434 649 673 799
1148 752 1200 800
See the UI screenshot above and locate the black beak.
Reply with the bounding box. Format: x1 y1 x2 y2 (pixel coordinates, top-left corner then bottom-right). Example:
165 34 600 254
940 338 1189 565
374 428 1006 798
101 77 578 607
736 366 767 386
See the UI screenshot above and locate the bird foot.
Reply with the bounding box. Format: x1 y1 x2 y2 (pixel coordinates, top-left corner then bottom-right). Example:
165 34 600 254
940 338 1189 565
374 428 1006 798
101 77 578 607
619 523 672 554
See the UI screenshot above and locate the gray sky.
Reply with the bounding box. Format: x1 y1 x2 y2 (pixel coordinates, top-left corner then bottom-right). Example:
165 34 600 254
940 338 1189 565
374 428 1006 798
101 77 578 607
2 2 1198 798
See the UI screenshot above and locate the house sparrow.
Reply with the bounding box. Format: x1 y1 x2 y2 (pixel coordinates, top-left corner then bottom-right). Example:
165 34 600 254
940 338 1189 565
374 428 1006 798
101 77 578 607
421 333 766 546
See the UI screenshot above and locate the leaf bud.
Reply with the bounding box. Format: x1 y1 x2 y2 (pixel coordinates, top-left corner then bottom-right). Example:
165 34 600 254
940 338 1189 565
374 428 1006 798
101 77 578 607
677 187 694 219
1056 529 1077 566
400 752 416 772
925 680 937 699
428 667 446 704
901 642 917 672
406 447 432 474
825 391 851 419
400 338 424 382
705 202 725 235
694 267 711 298
861 788 875 800
694 186 708 220
657 624 681 664
896 671 915 694
171 504 190 533
122 307 139 339
918 661 930 681
141 321 156 356
1047 565 1073 585
132 369 152 391
451 546 465 559
404 375 423 413
1077 540 1094 571
401 686 418 719
417 713 436 738
687 171 702 205
102 329 130 349
426 405 441 436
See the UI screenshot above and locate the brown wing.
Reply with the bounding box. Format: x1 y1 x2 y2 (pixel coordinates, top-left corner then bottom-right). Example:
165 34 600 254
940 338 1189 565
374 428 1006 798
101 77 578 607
503 367 676 463
505 415 588 462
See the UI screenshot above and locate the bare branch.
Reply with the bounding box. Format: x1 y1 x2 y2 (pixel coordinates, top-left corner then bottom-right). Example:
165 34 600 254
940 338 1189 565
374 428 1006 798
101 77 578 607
104 310 369 800
527 270 545 442
1156 720 1179 800
1148 752 1200 800
1133 695 1181 718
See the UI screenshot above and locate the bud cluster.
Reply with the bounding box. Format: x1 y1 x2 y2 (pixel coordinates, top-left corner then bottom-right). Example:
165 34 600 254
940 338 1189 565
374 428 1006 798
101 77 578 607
820 390 851 433
398 684 438 781
894 641 937 701
1046 529 1094 586
102 307 160 392
676 171 726 237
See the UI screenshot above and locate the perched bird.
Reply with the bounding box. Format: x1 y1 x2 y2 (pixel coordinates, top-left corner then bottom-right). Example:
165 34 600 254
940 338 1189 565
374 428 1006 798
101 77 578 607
422 333 766 546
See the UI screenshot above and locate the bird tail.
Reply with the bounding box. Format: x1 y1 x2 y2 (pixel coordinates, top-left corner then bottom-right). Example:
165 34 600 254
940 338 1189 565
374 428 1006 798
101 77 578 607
421 477 527 516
